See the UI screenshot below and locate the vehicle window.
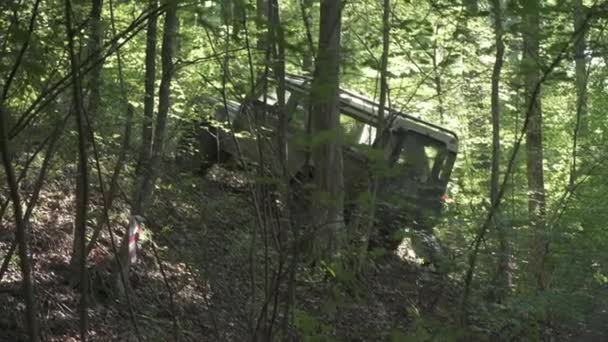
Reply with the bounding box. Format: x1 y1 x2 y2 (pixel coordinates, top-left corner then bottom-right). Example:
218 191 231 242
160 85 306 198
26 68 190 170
289 104 308 132
289 97 377 146
392 131 447 184
340 113 375 146
257 88 294 107
249 88 298 130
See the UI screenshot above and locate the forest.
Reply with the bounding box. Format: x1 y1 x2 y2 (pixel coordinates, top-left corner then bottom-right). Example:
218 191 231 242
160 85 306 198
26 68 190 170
0 0 607 340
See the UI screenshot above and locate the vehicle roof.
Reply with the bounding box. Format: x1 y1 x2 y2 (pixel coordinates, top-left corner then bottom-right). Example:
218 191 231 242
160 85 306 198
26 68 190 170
283 74 459 153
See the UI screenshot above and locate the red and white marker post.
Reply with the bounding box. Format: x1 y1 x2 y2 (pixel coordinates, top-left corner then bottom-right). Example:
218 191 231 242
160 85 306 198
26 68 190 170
127 215 143 264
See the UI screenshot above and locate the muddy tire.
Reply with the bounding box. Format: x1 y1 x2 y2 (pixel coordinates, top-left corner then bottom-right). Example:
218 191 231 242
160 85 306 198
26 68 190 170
368 205 410 252
198 124 224 172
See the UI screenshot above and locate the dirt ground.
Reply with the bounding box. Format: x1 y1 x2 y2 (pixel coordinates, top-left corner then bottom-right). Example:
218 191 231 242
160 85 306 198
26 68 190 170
13 164 607 341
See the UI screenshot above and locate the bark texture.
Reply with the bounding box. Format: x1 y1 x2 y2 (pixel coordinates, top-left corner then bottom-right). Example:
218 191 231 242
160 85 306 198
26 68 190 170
64 0 91 338
522 0 547 290
572 0 588 186
136 0 158 189
70 0 104 276
134 0 178 215
120 0 177 297
0 106 39 340
489 0 512 303
378 0 390 133
310 0 344 257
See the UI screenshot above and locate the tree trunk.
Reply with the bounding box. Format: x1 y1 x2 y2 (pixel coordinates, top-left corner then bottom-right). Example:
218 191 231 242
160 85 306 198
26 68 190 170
269 0 287 179
378 0 390 136
70 0 104 278
134 0 177 216
257 0 269 50
357 0 390 261
120 0 177 296
86 0 135 256
489 0 512 303
432 28 445 124
300 0 315 71
310 0 344 258
135 0 158 188
0 107 39 341
571 0 588 186
522 0 547 291
64 0 91 338
85 0 104 127
0 113 67 285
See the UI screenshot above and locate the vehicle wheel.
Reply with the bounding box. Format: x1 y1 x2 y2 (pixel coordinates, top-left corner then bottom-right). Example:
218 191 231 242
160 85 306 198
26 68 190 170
198 124 223 172
369 225 404 252
291 164 315 186
368 205 408 252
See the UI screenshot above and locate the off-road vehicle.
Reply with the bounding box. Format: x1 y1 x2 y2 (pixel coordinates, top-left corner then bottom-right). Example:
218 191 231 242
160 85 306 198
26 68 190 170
182 74 458 251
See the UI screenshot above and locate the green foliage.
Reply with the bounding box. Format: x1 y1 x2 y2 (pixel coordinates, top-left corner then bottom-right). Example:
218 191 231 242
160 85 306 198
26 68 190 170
294 309 336 342
2 0 608 339
401 306 469 342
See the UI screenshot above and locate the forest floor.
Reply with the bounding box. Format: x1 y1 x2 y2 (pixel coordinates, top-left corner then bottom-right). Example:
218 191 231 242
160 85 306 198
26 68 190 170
0 163 605 341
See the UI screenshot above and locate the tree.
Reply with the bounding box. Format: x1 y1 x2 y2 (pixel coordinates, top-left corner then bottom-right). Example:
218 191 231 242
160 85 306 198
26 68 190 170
310 0 344 257
64 0 91 337
488 0 512 303
378 0 390 136
256 0 269 51
357 0 391 260
572 0 588 186
269 0 287 179
2 0 608 339
124 1 178 290
135 0 158 195
0 108 39 342
69 0 104 280
134 0 177 216
134 0 158 216
0 1 41 340
522 0 547 290
300 0 315 71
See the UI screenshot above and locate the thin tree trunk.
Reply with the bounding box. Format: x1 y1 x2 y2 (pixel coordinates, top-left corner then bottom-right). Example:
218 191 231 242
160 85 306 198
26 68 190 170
300 0 315 71
461 4 590 319
70 0 104 277
135 0 158 185
432 30 444 124
268 1 296 336
134 0 177 215
310 0 344 258
269 0 287 179
571 0 588 187
0 112 68 284
489 0 512 303
257 0 269 50
522 0 547 291
0 9 43 327
378 0 390 137
64 0 90 338
0 107 39 341
85 0 104 126
357 0 390 262
1 0 41 104
125 1 178 288
86 0 136 256
86 104 135 255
